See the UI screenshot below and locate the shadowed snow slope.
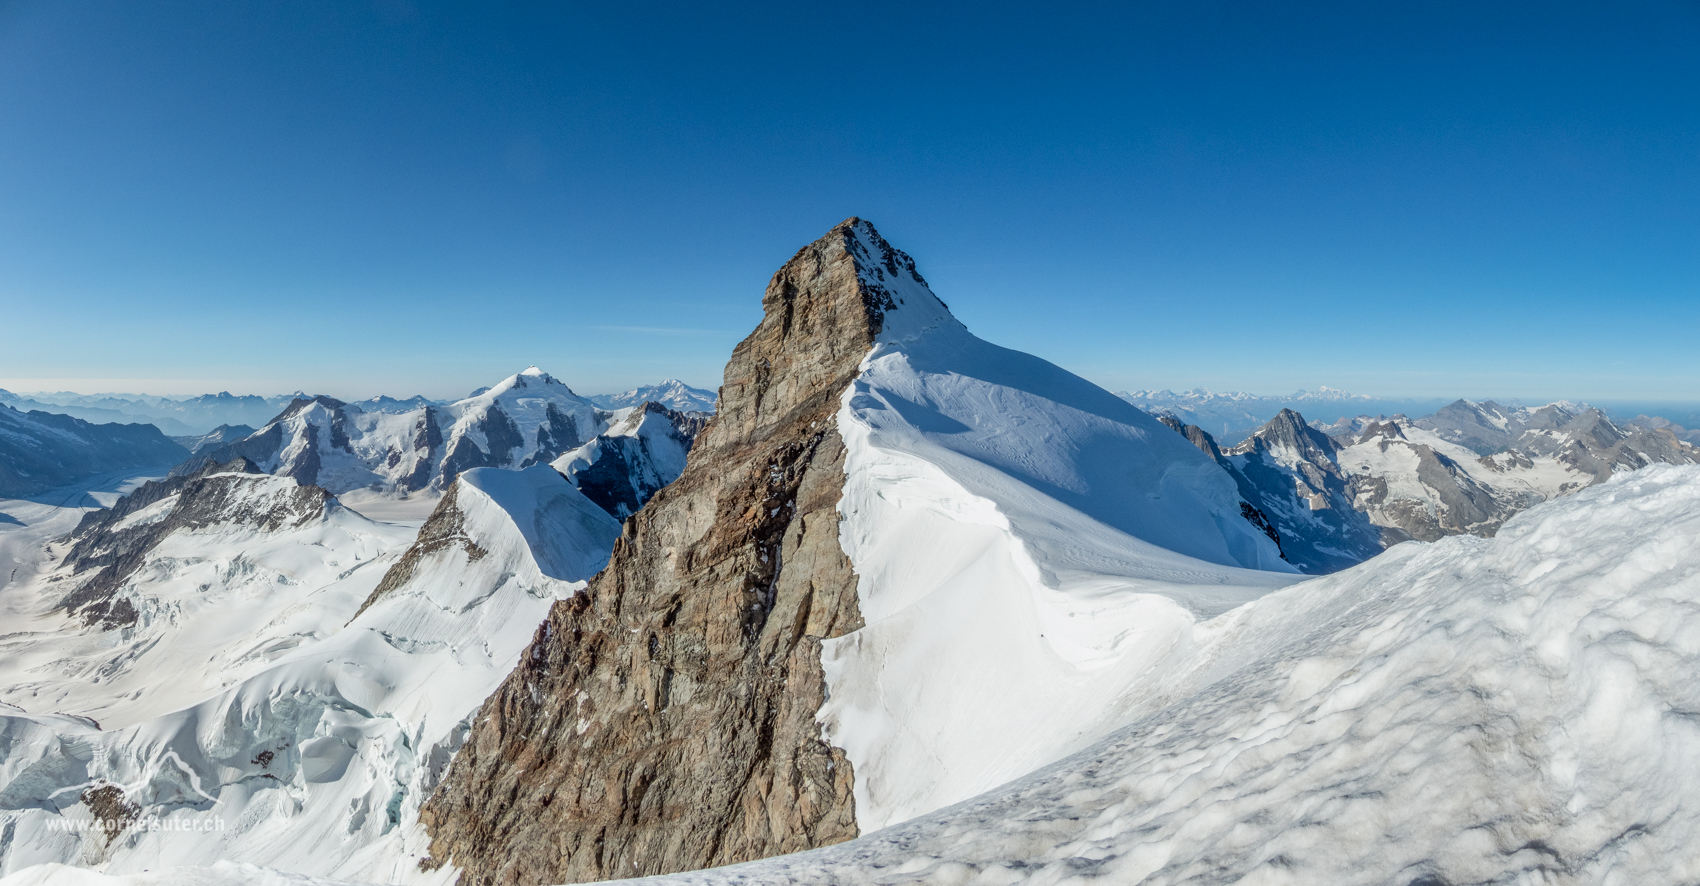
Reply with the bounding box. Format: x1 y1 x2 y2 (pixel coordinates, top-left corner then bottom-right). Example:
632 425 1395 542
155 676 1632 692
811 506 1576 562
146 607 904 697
550 402 695 519
0 466 617 882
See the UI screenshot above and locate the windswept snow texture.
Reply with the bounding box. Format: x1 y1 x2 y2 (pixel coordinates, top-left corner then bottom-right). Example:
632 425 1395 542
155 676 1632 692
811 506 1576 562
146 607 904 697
823 223 1296 831
643 463 1700 884
0 467 618 882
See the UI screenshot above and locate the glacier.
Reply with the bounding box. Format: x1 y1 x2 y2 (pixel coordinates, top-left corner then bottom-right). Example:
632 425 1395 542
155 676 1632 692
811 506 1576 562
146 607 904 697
0 467 618 882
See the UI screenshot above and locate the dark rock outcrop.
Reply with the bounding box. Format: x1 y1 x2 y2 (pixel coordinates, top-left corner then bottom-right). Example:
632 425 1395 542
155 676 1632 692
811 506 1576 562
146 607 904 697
417 219 916 884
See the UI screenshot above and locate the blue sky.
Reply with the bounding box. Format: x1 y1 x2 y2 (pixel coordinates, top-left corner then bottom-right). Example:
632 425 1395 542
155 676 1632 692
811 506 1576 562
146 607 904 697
1 1 1697 403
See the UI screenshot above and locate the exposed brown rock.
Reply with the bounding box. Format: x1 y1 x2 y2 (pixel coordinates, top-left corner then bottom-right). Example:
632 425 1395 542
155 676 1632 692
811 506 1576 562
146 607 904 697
419 218 915 884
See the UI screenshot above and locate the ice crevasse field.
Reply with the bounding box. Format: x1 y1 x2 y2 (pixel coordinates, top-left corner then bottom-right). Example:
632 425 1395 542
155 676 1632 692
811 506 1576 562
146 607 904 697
0 466 619 884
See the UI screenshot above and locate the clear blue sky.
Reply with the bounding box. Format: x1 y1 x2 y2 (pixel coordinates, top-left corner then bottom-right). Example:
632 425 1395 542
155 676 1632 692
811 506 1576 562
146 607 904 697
1 1 1697 403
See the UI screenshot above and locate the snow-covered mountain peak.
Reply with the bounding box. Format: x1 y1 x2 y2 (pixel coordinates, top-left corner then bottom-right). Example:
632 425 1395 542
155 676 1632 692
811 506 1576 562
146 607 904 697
588 378 718 413
464 366 578 405
839 217 959 343
1231 408 1341 464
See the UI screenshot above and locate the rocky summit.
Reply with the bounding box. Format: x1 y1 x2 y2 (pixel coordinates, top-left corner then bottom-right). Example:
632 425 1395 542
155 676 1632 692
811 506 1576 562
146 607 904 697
416 218 917 883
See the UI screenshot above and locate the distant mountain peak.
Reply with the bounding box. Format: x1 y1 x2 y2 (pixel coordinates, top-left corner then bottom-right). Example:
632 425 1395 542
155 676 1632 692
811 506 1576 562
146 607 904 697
589 378 718 413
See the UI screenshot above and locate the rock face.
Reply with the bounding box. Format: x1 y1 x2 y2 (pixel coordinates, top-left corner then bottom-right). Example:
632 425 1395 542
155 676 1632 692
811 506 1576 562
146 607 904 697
417 220 911 884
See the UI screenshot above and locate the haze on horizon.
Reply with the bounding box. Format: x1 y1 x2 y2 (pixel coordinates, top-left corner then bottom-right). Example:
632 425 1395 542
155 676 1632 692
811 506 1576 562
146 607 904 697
2 1 1697 405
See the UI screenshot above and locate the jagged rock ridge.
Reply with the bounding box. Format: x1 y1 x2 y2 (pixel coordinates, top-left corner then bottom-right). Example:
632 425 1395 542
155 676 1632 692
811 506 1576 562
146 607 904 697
1160 400 1700 572
417 219 921 884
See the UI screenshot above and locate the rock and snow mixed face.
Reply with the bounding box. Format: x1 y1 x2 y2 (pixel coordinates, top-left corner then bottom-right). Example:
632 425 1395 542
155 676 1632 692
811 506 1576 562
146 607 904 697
189 369 617 498
822 220 1296 831
628 464 1700 885
9 219 1700 886
549 401 702 519
22 462 1700 886
1159 399 1700 574
0 463 618 882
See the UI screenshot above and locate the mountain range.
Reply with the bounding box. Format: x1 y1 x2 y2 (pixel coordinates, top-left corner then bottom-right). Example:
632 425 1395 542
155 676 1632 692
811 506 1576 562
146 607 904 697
1117 387 1452 444
2 220 1700 886
1152 397 1700 574
0 381 716 441
0 406 186 499
586 378 718 413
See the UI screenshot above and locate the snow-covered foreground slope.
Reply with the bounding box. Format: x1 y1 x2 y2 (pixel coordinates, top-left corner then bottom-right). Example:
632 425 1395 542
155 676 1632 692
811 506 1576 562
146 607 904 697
650 462 1700 884
19 463 1700 886
0 466 618 881
821 223 1296 832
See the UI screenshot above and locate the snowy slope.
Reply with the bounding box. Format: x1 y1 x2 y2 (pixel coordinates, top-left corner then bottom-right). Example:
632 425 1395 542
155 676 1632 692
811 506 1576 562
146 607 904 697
17 465 1700 885
0 466 619 881
821 221 1297 832
630 463 1700 884
24 431 1700 886
0 470 415 727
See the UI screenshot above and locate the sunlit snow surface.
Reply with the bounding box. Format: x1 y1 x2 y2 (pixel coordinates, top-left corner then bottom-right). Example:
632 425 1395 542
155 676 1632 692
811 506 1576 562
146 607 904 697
663 463 1700 884
822 223 1295 831
17 466 1700 884
9 230 1700 884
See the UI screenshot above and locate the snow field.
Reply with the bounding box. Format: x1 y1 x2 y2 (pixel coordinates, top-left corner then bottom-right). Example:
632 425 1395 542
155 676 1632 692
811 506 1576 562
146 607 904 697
0 467 618 882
